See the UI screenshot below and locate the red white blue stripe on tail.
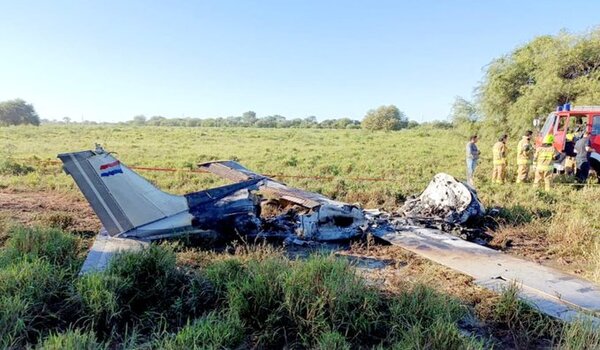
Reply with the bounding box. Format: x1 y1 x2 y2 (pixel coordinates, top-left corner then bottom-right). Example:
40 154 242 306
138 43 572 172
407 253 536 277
100 160 123 177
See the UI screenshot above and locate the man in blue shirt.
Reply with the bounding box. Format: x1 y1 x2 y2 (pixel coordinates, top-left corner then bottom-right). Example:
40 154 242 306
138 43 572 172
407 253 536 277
465 135 480 187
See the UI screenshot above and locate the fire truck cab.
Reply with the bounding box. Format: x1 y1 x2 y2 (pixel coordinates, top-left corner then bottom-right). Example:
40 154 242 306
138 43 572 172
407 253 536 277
536 104 600 176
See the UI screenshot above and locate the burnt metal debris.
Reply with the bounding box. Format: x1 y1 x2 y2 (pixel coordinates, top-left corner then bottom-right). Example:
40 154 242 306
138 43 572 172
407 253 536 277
198 161 367 241
365 173 489 242
399 173 485 225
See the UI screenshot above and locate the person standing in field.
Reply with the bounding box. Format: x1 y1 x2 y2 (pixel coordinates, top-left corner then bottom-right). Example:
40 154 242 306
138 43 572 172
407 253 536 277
492 134 508 184
465 135 480 187
574 130 592 183
533 134 560 191
516 130 534 183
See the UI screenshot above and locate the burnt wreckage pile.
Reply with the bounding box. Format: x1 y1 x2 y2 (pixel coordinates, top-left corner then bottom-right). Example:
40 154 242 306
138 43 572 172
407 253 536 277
364 173 487 242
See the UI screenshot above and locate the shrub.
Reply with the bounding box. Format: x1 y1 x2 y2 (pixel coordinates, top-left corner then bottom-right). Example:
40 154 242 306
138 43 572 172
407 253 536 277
316 331 351 350
0 159 35 175
486 284 559 347
1 226 80 268
558 319 600 350
158 312 244 350
76 244 214 335
283 255 381 343
0 258 74 347
41 213 76 231
37 329 105 350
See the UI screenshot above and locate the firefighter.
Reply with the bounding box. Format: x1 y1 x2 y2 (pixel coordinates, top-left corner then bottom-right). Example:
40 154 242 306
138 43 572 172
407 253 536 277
516 130 534 183
533 134 560 191
492 134 508 184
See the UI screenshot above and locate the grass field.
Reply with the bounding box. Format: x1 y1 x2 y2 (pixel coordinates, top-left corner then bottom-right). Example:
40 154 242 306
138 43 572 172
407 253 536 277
1 125 600 348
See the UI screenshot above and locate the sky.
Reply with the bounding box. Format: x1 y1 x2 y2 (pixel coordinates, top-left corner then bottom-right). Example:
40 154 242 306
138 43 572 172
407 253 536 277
1 1 599 123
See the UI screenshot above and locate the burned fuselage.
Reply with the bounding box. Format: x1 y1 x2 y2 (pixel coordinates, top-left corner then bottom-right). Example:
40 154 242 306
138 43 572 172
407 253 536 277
198 161 366 241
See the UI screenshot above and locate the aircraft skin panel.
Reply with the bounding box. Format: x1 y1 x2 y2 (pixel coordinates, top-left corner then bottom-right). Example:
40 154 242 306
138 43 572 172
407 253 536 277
373 227 600 323
198 161 341 209
120 211 195 239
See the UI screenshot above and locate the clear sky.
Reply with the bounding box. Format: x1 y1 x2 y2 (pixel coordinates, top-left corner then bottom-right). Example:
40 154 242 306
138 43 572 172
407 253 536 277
1 0 599 123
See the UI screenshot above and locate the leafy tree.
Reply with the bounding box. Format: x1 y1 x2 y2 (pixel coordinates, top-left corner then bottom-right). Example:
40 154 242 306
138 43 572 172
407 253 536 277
478 28 600 135
242 111 257 126
450 96 479 135
0 99 40 126
407 120 420 129
361 105 408 131
132 115 147 125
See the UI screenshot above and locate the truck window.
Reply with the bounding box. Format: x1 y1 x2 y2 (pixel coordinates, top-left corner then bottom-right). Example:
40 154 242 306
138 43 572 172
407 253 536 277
593 116 600 135
541 113 556 136
557 116 567 131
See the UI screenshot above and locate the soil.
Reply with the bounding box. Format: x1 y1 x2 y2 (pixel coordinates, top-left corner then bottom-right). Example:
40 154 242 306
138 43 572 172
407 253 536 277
0 189 101 234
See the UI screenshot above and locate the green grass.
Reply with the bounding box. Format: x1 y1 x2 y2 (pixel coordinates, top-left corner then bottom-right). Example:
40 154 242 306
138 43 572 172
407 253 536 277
0 225 598 349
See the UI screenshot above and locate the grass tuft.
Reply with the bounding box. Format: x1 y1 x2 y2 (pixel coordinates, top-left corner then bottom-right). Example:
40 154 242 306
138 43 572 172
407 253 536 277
1 226 80 268
158 311 244 350
37 328 105 350
557 319 600 350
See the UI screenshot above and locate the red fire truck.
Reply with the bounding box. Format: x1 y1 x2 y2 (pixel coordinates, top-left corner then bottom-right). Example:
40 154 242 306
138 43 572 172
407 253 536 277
535 104 600 176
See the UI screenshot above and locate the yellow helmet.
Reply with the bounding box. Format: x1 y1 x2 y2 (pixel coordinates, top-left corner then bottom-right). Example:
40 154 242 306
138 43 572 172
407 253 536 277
543 134 555 144
566 133 574 141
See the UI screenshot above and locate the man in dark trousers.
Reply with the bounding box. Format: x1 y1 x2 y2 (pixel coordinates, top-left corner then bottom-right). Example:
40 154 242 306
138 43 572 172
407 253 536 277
574 130 592 183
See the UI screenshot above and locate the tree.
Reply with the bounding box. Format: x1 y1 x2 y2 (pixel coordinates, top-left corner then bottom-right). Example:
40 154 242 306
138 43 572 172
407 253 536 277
450 97 478 125
0 99 40 126
361 105 408 131
242 111 257 126
478 28 600 135
132 115 147 125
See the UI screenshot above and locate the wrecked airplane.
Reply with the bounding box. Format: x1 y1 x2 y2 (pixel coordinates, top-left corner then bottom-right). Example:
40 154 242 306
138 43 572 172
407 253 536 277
58 146 600 325
58 146 366 272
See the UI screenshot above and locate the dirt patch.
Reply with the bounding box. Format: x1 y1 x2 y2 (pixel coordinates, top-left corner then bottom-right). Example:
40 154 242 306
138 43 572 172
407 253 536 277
0 189 101 234
489 224 553 262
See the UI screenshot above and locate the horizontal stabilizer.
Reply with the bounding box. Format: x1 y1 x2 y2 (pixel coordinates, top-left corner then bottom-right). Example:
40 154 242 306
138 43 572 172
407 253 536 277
80 229 148 274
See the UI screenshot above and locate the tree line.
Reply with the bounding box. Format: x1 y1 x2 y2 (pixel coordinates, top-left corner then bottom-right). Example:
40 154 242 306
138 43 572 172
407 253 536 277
124 106 417 130
1 100 421 131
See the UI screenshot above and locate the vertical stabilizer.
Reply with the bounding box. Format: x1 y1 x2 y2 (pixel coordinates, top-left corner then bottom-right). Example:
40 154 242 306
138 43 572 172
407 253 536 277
58 147 188 236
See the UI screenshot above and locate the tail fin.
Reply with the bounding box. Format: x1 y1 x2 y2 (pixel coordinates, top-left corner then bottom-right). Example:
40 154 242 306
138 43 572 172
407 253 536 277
58 147 188 236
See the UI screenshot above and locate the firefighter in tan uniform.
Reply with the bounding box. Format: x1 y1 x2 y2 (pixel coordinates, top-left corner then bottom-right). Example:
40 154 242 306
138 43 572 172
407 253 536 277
492 134 508 184
533 134 560 191
516 131 534 183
